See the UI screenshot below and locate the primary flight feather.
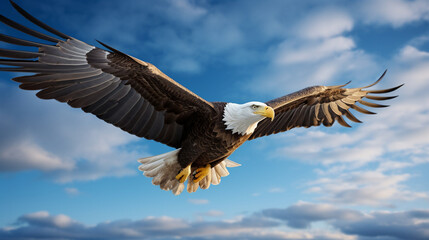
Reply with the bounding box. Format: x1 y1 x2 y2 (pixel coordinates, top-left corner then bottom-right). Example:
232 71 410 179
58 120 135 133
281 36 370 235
0 1 402 195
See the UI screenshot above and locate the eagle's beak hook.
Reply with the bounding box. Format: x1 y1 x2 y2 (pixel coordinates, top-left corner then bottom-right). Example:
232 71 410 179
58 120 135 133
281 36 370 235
266 106 275 121
255 106 275 121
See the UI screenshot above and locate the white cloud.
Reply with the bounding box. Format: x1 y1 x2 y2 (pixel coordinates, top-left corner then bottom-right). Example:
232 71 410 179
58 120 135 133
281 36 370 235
167 0 207 23
397 45 429 62
275 128 384 168
0 140 73 172
19 211 74 228
359 0 429 27
394 61 429 94
296 9 353 39
0 88 144 182
275 37 356 65
308 171 428 206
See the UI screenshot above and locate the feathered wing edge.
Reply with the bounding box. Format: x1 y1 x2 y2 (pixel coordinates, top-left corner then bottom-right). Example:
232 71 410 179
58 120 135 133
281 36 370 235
249 70 403 140
0 1 218 148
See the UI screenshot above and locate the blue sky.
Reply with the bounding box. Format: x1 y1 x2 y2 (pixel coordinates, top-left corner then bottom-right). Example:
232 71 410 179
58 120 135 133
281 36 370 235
0 0 429 239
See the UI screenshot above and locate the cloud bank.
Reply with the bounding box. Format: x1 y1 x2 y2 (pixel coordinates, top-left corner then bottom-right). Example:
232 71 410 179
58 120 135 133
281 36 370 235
2 205 429 240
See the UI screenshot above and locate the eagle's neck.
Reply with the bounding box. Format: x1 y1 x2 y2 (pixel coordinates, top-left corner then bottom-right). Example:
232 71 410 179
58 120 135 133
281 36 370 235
222 103 264 135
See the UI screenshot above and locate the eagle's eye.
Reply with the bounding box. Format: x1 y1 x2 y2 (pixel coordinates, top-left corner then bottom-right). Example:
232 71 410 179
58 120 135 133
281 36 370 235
251 105 258 110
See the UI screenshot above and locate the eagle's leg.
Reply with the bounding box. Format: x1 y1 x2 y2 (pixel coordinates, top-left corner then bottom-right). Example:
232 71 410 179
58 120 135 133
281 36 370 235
192 164 211 183
175 165 191 183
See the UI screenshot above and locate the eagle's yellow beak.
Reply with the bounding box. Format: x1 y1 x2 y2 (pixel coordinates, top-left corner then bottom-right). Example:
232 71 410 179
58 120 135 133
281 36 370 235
254 106 275 120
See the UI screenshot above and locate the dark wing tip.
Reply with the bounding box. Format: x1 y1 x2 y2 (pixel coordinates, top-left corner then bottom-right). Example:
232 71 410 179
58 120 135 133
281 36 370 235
367 84 403 94
336 116 352 128
358 100 389 108
362 69 388 89
9 0 18 7
365 95 398 101
9 0 71 40
96 40 124 55
329 80 352 89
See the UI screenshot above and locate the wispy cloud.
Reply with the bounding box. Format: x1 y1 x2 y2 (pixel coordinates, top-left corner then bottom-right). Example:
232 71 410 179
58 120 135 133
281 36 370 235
308 171 428 206
397 45 429 62
357 0 429 27
274 37 356 65
294 8 353 39
0 88 144 182
0 139 73 172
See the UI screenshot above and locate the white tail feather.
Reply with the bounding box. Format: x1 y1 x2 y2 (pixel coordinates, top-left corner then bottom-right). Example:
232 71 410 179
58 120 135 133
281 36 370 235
138 149 241 195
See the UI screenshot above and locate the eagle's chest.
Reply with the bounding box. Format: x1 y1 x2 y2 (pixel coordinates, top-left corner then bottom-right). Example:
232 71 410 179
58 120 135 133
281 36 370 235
178 103 253 168
192 117 250 165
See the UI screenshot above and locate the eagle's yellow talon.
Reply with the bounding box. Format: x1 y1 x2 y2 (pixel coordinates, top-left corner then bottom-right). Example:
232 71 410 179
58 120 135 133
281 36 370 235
192 164 211 183
175 165 191 183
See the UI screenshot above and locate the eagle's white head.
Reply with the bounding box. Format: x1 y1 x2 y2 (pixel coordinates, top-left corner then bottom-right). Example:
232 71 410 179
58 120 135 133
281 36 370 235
223 101 275 135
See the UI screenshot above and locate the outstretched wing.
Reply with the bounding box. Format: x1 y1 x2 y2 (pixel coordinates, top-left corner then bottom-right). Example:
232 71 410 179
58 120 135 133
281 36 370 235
249 71 402 140
0 1 215 148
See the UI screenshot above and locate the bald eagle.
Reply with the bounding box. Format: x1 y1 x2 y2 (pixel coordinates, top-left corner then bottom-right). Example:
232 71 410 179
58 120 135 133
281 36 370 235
0 1 401 195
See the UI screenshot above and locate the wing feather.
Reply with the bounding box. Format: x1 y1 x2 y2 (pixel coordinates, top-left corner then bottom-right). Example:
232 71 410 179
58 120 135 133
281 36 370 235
335 99 349 110
358 100 388 108
124 100 151 132
341 97 356 105
0 14 60 42
115 98 145 127
68 78 120 108
350 104 375 115
365 95 398 101
329 101 342 115
344 109 362 123
336 115 351 128
1 1 215 148
102 90 140 123
91 84 132 116
249 71 402 140
321 103 333 124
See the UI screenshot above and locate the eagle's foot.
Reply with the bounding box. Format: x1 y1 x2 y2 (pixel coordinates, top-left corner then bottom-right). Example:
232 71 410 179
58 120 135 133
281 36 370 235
192 164 211 183
175 165 191 183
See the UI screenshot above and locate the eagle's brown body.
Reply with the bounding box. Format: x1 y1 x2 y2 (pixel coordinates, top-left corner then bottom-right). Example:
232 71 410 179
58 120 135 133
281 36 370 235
178 102 249 169
0 1 402 194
